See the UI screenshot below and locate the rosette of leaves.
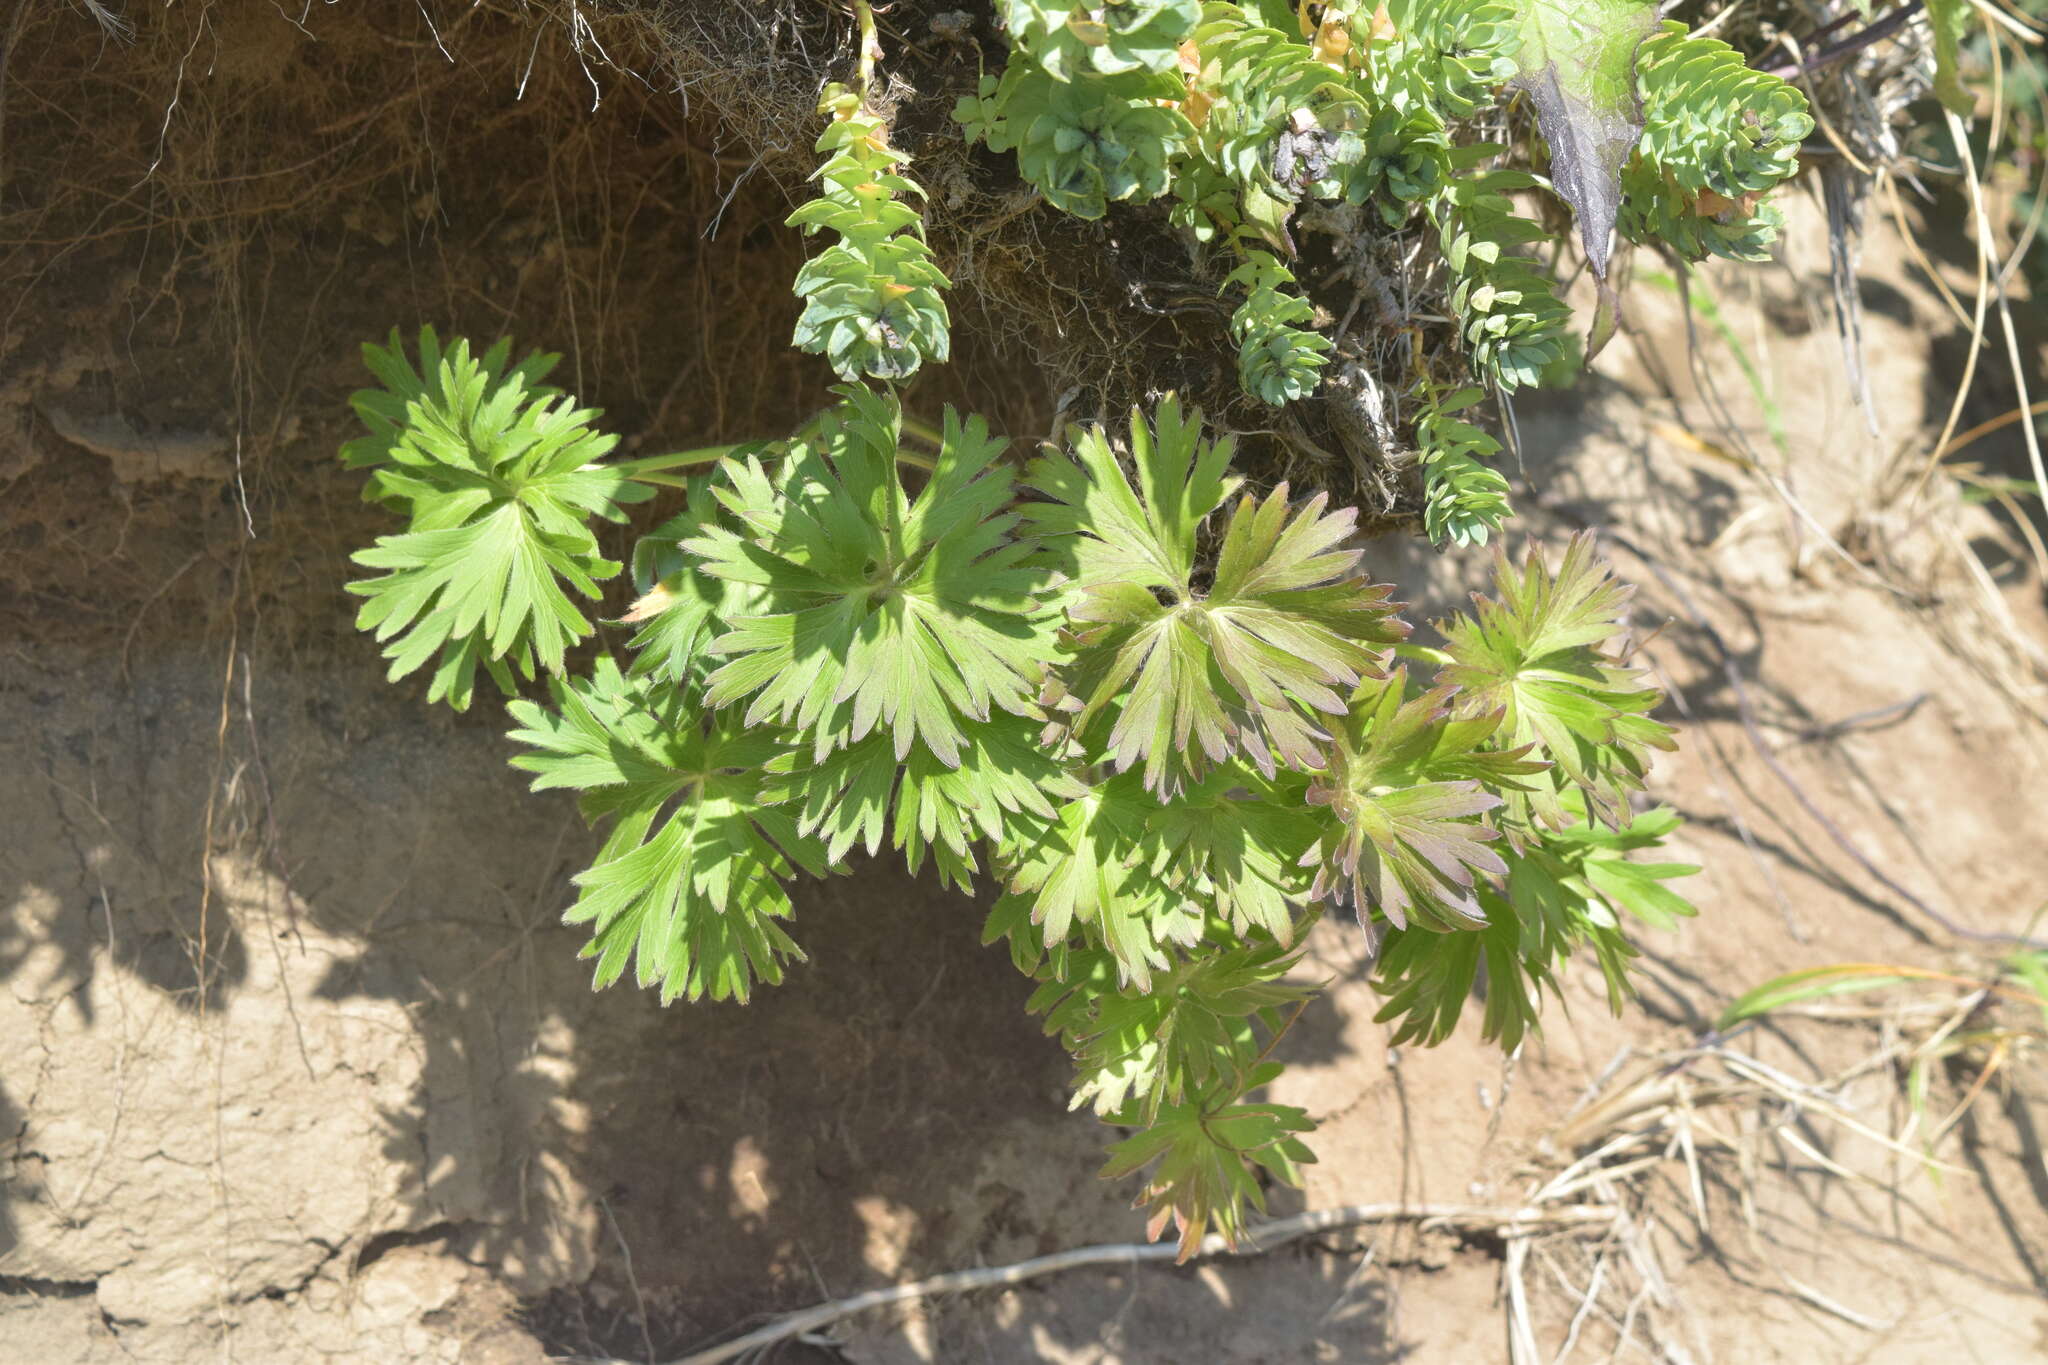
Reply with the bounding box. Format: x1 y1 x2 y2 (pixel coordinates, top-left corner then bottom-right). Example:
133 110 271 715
1344 102 1451 222
997 0 1200 79
1621 22 1814 262
957 66 1192 219
1417 387 1512 547
345 340 1705 1262
1225 250 1333 404
1378 0 1518 120
788 87 951 381
342 327 651 711
1188 3 1369 208
1434 155 1574 391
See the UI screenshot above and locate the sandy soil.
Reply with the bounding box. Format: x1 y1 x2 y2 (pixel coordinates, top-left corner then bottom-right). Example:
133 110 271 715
3 3 2047 1362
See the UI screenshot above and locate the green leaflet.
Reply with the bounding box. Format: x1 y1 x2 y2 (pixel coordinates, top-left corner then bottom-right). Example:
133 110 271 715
507 659 831 1004
1226 250 1332 404
620 479 771 698
767 711 1084 891
1143 764 1321 944
1373 798 1698 1049
1434 156 1575 391
1417 387 1513 546
1099 1062 1316 1259
1383 0 1518 118
995 772 1208 990
1506 0 1659 278
1303 669 1546 932
1033 941 1311 1119
1624 23 1812 263
1437 533 1675 830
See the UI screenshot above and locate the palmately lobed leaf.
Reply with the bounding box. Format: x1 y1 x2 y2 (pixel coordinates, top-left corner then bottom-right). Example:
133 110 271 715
766 711 1085 891
620 489 772 698
1372 797 1698 1049
995 773 1206 991
1143 764 1321 945
1099 1062 1315 1261
683 390 1057 767
1034 942 1311 1119
506 658 832 1004
342 327 648 711
1436 534 1675 829
1302 669 1545 933
1027 397 1406 794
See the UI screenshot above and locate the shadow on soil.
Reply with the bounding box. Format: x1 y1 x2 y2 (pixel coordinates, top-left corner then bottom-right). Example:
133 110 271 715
0 643 1382 1361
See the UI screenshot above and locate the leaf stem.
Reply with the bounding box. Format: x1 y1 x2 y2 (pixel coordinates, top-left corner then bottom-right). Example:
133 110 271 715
609 445 750 477
1394 642 1455 669
611 406 939 487
899 413 944 449
852 0 881 99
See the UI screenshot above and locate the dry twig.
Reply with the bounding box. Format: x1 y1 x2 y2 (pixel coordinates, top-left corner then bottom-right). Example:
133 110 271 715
637 1202 1621 1365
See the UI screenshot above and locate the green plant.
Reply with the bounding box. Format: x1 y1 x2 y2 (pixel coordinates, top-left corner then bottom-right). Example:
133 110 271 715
342 6 1731 1259
955 0 1814 543
789 88 951 382
344 349 1697 1257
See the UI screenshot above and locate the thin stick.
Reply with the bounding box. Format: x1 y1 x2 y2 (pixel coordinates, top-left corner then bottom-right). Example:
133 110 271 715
598 1194 657 1365
656 1203 1619 1365
1758 1 1925 79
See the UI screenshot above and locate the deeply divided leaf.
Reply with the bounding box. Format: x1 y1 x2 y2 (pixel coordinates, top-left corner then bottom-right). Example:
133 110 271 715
507 659 832 1004
1024 397 1406 794
683 391 1055 766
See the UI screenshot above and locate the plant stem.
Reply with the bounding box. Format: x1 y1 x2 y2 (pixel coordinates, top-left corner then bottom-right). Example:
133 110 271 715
852 0 880 99
611 414 937 489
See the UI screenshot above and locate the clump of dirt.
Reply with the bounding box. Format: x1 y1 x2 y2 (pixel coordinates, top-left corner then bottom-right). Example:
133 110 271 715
1 0 1279 666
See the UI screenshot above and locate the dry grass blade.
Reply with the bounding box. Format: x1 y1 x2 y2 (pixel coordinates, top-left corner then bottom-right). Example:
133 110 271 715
1517 936 2048 1355
1943 108 2047 513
